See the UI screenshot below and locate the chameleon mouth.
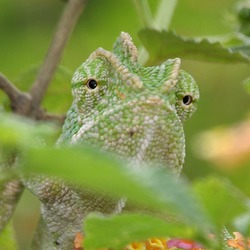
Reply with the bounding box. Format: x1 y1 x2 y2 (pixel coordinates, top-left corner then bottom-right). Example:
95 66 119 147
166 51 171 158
71 98 184 174
124 98 184 174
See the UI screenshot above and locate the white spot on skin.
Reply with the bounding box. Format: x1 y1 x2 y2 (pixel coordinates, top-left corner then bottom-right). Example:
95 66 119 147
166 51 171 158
71 120 95 143
154 115 159 121
130 121 155 165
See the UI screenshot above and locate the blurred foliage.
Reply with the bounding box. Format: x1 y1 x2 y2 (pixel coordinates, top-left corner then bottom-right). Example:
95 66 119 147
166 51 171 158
195 118 250 168
83 213 195 250
244 76 250 92
236 0 250 36
0 113 58 151
0 223 18 250
139 29 250 64
23 146 211 231
0 117 249 249
1 0 250 249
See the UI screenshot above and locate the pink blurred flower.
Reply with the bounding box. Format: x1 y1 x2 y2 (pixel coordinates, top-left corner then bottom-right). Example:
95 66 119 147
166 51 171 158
167 238 203 250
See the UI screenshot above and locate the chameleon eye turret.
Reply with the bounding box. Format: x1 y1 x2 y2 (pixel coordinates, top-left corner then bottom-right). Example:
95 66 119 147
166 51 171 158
182 95 193 105
173 70 199 122
86 79 98 89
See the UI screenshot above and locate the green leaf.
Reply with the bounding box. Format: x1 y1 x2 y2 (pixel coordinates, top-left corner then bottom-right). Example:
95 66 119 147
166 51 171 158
193 177 248 227
22 146 161 208
139 29 250 65
22 146 212 233
84 213 194 250
0 113 58 149
0 222 18 250
219 32 250 57
243 77 250 93
130 166 212 233
233 212 250 236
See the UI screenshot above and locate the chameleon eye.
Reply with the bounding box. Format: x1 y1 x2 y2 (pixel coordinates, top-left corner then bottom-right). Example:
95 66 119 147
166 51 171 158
86 79 98 89
182 95 193 105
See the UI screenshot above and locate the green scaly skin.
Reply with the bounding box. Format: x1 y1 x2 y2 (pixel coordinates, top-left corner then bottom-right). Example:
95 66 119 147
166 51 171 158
0 32 199 249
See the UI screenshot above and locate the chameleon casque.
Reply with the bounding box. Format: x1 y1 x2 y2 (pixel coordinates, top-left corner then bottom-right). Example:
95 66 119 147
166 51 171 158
0 32 199 249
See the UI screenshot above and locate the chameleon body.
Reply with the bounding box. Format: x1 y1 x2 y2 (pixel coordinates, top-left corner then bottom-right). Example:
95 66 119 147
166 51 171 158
0 32 199 249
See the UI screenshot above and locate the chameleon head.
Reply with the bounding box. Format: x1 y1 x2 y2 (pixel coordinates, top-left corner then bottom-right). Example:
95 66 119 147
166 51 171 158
63 32 199 175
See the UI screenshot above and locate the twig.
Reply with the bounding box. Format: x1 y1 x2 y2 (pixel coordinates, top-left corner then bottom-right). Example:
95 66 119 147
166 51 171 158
0 75 66 123
0 74 22 102
29 0 87 116
154 0 177 30
43 112 66 124
132 0 155 28
0 0 87 121
0 74 31 115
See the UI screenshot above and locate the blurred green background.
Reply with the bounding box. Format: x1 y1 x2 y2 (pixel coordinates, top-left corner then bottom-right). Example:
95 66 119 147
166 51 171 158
0 0 249 249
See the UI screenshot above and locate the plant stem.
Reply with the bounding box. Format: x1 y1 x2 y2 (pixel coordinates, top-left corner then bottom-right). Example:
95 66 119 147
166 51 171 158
155 0 178 30
29 0 87 115
136 0 178 65
0 0 87 121
132 0 155 28
0 73 32 115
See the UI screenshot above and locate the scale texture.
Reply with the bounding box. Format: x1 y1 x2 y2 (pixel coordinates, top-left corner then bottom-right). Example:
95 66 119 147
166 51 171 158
0 32 199 249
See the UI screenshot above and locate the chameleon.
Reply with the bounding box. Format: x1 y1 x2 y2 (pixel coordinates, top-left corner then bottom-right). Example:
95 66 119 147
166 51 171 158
0 32 199 249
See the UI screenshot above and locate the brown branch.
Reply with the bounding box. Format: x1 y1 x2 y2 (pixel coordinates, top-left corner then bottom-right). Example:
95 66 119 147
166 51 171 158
0 74 64 122
0 74 31 115
42 112 66 124
0 74 65 123
29 0 87 116
0 0 87 122
0 74 24 103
